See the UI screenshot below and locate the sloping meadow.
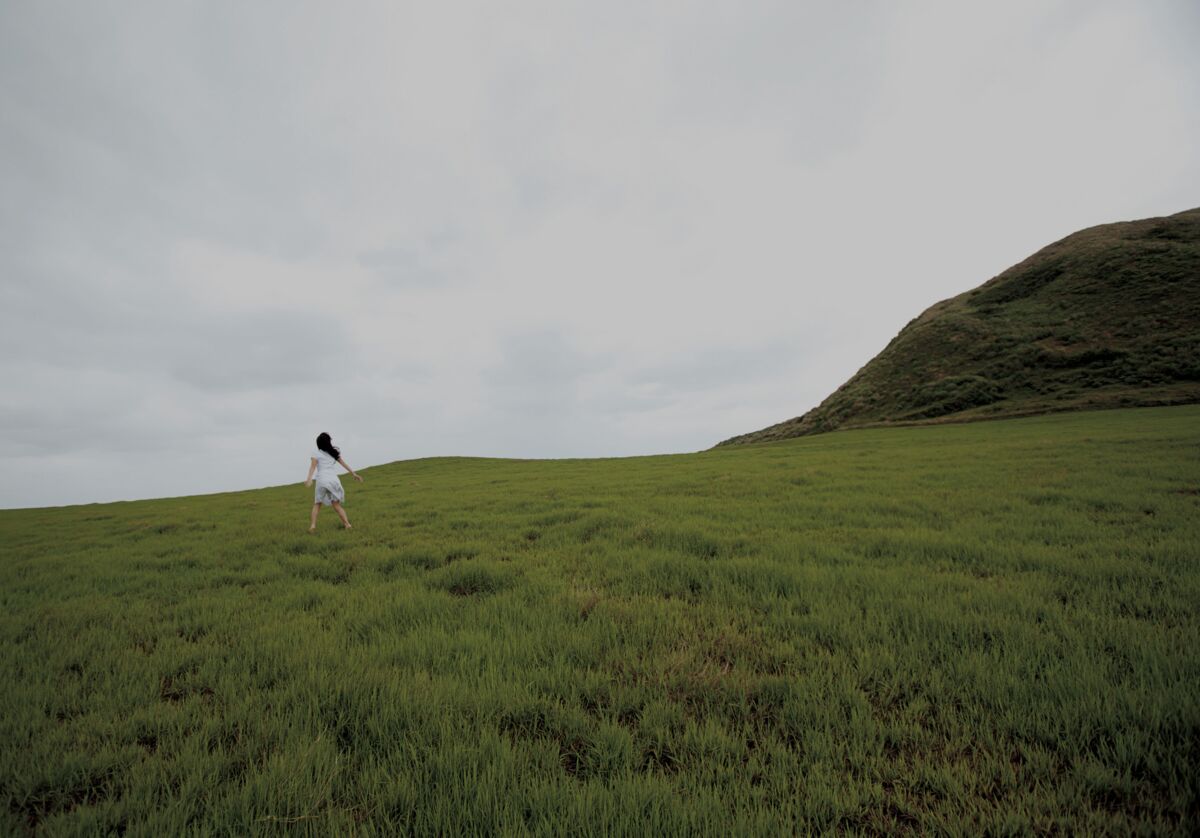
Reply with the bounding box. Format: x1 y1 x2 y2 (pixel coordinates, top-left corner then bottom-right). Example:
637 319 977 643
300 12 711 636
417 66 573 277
2 406 1198 834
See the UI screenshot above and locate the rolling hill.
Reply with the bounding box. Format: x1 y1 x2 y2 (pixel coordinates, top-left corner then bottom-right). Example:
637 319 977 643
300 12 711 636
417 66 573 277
2 407 1198 833
719 207 1200 446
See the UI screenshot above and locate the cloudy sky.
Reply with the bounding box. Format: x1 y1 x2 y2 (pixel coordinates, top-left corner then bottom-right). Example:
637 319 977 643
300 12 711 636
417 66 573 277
2 1 1198 508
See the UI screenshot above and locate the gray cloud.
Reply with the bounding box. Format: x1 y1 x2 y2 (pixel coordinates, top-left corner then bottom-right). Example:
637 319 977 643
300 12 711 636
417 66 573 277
167 310 354 392
630 338 816 397
2 0 1198 507
357 246 451 289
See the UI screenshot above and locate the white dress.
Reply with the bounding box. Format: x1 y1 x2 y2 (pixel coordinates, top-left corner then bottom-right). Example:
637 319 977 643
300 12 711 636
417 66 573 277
312 449 346 506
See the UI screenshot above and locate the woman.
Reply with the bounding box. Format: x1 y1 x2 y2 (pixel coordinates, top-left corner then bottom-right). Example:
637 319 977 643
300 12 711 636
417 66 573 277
305 432 364 531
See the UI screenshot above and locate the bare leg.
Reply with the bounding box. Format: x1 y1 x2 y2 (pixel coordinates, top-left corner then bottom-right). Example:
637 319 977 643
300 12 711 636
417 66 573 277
331 500 351 529
309 503 320 532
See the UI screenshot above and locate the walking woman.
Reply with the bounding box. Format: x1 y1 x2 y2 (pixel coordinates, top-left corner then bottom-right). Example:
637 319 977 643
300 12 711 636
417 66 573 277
305 432 364 531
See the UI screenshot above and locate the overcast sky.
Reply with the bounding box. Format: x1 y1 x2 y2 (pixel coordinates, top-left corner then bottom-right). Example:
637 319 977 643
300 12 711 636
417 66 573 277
2 1 1198 508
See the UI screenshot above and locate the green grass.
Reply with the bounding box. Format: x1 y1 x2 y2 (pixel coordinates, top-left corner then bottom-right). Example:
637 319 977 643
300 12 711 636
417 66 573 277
3 406 1199 835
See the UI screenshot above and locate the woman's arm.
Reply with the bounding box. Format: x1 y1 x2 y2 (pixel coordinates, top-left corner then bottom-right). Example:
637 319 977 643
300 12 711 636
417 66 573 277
337 457 364 482
305 458 317 487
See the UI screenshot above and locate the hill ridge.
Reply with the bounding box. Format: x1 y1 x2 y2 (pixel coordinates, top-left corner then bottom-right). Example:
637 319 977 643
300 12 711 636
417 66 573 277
717 207 1200 446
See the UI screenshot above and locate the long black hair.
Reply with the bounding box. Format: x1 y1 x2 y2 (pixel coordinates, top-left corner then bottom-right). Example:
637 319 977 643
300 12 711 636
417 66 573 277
316 432 340 460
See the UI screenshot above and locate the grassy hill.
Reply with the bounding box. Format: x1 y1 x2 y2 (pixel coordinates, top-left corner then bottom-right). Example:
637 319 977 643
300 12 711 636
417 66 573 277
719 208 1200 446
3 406 1199 834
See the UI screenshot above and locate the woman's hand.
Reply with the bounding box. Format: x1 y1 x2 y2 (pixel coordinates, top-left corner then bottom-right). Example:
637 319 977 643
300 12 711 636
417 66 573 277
353 474 364 483
305 479 312 488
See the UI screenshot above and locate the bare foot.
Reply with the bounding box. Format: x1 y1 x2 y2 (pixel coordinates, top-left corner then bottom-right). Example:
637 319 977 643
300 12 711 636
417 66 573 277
308 527 316 534
343 524 353 530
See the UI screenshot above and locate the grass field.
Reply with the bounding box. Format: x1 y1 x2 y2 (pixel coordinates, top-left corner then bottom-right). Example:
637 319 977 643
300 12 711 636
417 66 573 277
2 406 1199 835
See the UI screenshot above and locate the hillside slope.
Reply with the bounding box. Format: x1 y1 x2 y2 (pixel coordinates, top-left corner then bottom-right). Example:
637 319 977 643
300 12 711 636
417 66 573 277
719 207 1200 446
